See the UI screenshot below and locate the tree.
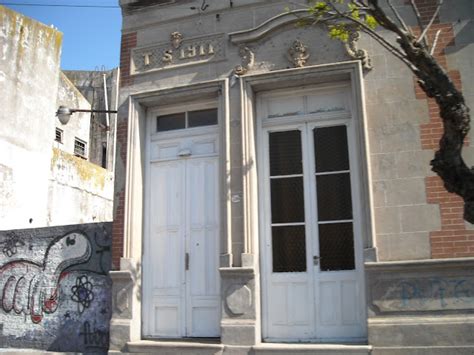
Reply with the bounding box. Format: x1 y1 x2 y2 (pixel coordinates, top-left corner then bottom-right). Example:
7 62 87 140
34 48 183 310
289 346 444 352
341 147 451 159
296 0 473 223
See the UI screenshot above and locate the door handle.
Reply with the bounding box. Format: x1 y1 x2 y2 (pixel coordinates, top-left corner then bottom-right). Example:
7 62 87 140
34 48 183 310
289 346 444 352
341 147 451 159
313 255 320 265
185 252 190 270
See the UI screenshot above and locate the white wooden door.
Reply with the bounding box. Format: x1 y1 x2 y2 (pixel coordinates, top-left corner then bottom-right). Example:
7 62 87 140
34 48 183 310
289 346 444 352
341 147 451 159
258 86 366 342
144 129 220 338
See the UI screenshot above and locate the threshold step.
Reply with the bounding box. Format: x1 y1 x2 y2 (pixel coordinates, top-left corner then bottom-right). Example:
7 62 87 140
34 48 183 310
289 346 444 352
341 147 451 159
127 340 223 354
126 341 372 354
253 343 372 355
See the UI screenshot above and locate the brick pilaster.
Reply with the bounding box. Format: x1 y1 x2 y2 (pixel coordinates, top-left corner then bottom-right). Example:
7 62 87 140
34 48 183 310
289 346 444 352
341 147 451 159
111 117 130 268
410 1 474 258
120 32 137 87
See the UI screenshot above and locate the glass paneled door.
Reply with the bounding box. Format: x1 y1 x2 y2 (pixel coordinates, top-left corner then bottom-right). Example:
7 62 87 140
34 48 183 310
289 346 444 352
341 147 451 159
259 87 366 342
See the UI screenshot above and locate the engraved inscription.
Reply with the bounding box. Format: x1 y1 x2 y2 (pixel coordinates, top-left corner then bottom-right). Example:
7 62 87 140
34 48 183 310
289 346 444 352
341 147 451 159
132 33 225 74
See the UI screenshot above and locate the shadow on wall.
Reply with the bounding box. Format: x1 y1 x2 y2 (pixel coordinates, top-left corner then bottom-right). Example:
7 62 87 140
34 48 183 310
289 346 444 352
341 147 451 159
0 222 112 354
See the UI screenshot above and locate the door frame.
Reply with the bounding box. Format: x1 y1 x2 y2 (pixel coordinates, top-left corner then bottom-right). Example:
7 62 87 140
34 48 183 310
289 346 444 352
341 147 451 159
239 62 374 342
142 100 222 338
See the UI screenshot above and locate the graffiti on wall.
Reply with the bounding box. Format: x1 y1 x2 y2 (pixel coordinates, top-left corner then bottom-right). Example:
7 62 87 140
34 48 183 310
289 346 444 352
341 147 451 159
372 276 474 313
0 223 112 353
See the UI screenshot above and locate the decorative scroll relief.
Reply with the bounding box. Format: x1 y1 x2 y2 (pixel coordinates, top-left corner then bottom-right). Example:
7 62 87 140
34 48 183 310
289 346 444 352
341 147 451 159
287 40 310 68
345 30 372 71
131 32 225 74
234 45 255 75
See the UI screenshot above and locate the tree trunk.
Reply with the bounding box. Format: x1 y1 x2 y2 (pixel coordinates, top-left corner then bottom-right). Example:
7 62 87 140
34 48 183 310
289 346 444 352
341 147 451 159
403 41 474 223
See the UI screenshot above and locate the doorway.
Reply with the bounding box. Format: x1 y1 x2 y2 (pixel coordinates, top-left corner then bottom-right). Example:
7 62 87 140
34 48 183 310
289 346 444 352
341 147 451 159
143 106 221 338
258 85 367 342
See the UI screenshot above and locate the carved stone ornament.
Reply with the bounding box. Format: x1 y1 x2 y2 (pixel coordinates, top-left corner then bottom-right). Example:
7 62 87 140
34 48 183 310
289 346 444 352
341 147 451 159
234 45 255 75
225 284 252 317
287 40 310 68
345 30 372 71
170 31 183 49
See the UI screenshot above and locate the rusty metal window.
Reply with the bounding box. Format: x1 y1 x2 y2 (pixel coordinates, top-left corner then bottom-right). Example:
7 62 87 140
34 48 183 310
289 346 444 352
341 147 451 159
74 138 87 158
55 128 63 143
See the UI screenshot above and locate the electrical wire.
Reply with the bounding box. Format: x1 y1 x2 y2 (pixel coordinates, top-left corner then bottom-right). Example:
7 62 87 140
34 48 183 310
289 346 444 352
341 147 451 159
0 2 119 8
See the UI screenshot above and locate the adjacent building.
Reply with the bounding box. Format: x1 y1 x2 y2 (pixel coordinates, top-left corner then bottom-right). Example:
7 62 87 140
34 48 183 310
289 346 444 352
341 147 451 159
0 6 116 229
0 7 116 352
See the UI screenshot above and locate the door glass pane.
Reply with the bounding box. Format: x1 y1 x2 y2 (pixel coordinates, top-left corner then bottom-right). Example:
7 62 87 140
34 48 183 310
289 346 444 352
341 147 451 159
157 112 185 132
314 126 349 172
316 173 352 221
271 177 304 223
318 222 355 271
188 108 218 128
269 130 302 175
272 226 306 272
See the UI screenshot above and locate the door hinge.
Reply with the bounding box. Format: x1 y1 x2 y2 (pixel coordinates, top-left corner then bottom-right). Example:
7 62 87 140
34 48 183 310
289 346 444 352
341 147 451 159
185 252 190 270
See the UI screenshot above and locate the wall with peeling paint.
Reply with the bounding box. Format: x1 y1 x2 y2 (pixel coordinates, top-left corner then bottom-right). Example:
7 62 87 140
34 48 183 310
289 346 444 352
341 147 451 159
0 5 62 230
48 148 113 225
0 6 114 230
0 223 112 353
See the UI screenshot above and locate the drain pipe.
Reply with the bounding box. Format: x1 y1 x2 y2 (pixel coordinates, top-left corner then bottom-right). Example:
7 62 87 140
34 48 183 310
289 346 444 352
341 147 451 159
103 73 110 169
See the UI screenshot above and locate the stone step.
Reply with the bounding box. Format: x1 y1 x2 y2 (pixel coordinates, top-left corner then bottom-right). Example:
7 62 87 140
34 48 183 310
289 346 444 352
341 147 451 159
126 340 223 355
253 343 372 355
125 341 372 355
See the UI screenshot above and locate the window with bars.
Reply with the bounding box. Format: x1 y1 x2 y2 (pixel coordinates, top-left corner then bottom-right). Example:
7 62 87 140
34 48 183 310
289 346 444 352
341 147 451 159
55 128 63 143
74 138 87 158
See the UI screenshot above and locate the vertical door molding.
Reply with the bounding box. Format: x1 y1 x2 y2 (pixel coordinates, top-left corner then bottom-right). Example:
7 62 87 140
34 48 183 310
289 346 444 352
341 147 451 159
240 79 260 267
119 95 147 343
220 78 233 267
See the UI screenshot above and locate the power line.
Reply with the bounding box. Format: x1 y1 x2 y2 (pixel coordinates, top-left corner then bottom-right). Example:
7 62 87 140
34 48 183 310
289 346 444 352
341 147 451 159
0 2 119 8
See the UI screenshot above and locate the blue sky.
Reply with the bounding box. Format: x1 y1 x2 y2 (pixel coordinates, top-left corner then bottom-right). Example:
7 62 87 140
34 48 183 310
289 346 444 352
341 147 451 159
2 0 122 70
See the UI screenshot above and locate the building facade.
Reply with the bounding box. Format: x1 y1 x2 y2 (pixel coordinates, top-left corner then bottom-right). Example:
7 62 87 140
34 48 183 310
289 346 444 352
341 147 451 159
110 1 474 354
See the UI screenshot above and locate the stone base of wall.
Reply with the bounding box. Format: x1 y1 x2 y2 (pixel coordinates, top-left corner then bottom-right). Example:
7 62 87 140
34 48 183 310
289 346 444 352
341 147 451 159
366 258 474 354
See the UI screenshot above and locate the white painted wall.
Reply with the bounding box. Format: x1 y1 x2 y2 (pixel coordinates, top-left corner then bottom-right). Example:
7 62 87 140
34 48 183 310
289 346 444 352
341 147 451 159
0 7 113 230
0 6 62 229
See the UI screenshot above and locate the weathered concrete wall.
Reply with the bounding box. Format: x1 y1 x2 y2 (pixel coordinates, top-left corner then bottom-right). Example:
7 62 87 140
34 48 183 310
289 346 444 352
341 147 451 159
0 222 112 353
0 6 62 230
55 71 91 157
48 148 113 225
0 7 113 231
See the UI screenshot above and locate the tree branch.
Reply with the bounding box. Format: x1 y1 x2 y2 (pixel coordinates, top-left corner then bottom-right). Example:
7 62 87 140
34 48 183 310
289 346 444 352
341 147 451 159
417 0 443 45
387 0 411 34
409 0 425 29
430 29 442 55
325 2 415 70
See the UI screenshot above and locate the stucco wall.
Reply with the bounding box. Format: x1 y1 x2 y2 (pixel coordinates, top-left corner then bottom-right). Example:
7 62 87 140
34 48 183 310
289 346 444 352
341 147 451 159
0 223 112 353
48 148 114 225
0 6 62 230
